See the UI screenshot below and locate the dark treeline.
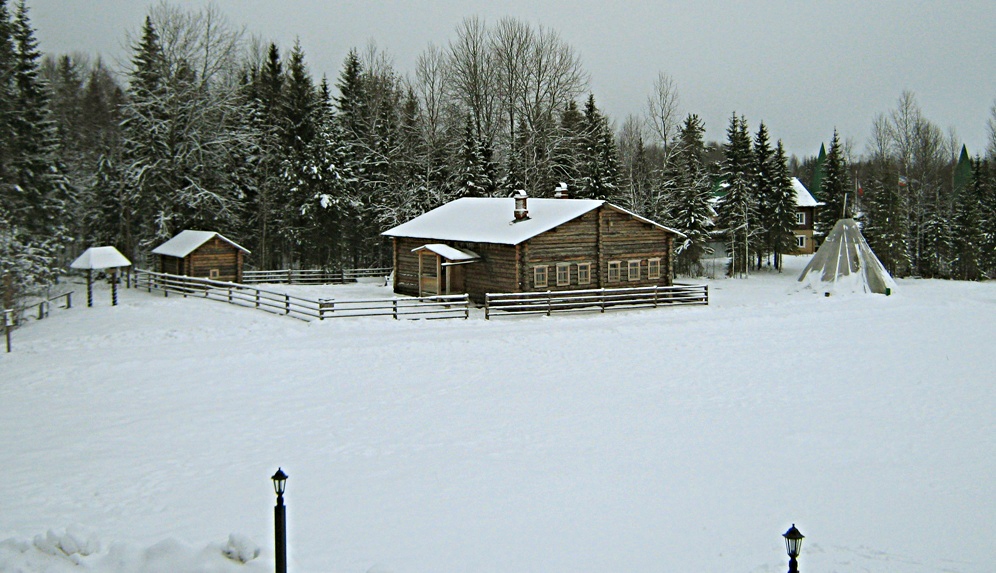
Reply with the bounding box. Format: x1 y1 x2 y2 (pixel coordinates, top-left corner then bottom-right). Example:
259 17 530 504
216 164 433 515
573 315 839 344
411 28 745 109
3 1 996 310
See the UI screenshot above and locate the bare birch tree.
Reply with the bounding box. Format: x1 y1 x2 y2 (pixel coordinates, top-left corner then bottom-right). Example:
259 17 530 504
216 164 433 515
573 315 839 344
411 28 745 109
646 71 680 154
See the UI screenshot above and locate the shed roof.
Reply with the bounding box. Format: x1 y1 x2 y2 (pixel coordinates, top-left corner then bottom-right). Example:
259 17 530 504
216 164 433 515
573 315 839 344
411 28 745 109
382 197 683 245
413 243 481 263
70 246 132 270
792 177 823 207
151 230 250 257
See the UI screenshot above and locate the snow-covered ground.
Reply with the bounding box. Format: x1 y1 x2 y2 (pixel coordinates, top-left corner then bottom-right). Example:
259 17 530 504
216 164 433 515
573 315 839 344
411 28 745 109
1 256 993 573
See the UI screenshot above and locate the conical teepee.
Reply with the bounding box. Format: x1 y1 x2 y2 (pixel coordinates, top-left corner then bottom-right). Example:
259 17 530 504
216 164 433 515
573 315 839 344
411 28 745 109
797 218 897 295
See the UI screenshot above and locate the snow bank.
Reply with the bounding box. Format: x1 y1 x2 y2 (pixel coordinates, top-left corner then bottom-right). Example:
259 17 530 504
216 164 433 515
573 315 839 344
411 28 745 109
0 530 264 573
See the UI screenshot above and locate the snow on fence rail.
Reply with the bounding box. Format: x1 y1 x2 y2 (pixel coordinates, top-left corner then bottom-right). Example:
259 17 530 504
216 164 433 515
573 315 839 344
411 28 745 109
135 270 468 321
241 267 393 285
483 283 708 319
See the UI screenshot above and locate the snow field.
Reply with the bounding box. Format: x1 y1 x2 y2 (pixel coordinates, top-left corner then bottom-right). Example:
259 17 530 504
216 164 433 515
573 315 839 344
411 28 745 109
1 257 994 573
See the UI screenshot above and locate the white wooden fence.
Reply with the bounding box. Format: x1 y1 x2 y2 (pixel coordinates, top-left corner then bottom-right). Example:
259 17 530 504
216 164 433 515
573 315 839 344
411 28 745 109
484 283 708 319
135 270 468 321
241 267 392 285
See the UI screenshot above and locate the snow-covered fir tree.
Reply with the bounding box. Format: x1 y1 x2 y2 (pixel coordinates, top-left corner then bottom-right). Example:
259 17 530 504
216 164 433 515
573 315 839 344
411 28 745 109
576 94 619 200
669 114 714 276
862 167 911 277
751 122 775 268
949 154 985 280
816 129 851 236
768 140 799 270
453 114 493 198
0 1 69 308
121 6 246 255
716 113 758 277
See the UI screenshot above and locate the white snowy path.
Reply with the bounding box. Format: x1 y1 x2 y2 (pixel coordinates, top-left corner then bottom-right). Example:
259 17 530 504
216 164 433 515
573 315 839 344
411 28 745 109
1 258 994 573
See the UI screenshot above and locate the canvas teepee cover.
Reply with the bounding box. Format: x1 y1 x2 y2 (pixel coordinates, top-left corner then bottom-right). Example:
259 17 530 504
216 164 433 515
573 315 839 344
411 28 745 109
797 218 897 295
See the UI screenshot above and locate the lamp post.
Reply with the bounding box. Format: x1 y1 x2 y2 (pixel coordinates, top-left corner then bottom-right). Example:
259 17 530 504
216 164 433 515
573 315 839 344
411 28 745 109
272 468 288 573
783 524 804 573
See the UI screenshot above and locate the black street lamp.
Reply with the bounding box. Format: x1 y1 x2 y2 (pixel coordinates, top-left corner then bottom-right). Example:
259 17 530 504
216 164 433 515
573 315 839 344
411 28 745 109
272 468 288 573
783 524 804 573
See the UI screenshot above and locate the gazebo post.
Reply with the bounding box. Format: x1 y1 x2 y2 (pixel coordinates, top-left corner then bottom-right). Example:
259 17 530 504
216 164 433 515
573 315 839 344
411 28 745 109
111 268 119 306
86 270 93 308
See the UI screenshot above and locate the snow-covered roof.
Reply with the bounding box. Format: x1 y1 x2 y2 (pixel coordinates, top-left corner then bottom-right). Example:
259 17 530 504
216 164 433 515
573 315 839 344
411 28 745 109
792 177 822 207
413 243 481 263
70 246 132 270
382 197 683 245
151 230 249 258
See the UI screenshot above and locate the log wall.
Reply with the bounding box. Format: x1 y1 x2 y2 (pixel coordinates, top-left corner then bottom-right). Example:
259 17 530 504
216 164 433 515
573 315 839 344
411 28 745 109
597 206 675 287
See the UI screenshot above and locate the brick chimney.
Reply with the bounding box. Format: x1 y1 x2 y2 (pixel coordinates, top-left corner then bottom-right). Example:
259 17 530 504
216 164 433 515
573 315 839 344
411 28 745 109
554 182 569 199
513 190 529 221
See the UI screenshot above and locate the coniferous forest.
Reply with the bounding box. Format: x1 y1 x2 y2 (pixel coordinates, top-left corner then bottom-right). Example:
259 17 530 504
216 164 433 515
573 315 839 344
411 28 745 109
3 1 996 309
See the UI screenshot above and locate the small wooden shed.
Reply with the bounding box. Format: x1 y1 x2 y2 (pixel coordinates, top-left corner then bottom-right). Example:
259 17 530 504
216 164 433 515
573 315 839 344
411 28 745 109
151 230 249 283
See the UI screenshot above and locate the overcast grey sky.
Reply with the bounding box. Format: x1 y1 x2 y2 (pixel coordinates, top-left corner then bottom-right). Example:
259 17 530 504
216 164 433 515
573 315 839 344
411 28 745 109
30 1 996 158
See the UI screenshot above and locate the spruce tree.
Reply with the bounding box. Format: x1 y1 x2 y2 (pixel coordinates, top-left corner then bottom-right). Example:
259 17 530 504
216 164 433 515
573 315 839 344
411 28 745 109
279 40 319 265
862 169 911 277
816 129 851 236
950 155 984 280
971 158 996 276
551 100 584 193
670 114 714 276
752 122 775 267
120 15 167 256
769 141 799 269
809 142 826 200
455 114 490 197
716 113 758 277
576 94 619 200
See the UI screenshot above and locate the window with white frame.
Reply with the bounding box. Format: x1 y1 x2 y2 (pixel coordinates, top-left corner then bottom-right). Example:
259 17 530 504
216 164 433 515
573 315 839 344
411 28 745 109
628 260 641 281
577 262 591 285
534 265 548 288
647 258 661 280
796 212 806 225
608 261 621 282
796 235 806 248
556 263 570 286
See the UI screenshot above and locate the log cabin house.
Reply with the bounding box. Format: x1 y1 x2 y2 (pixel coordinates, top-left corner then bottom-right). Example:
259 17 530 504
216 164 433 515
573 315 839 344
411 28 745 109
382 192 685 303
151 230 249 283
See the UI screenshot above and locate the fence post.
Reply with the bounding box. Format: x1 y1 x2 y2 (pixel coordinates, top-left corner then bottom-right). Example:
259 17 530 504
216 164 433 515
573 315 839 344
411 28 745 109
287 269 293 284
600 288 606 313
4 308 12 353
546 291 552 316
484 295 490 320
653 286 659 308
255 289 260 308
65 292 72 309
228 287 233 303
285 294 290 314
464 294 469 319
319 299 333 320
392 299 398 320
